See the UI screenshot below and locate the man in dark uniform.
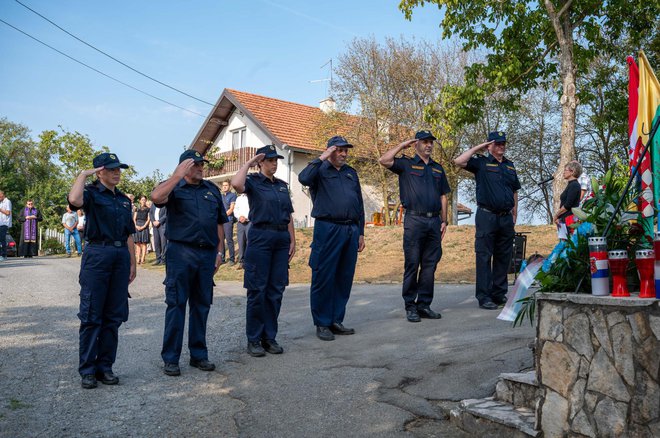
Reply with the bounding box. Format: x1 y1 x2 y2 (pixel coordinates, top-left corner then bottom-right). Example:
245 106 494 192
379 130 451 322
299 135 365 341
454 131 520 310
219 180 237 265
151 150 227 376
68 152 136 389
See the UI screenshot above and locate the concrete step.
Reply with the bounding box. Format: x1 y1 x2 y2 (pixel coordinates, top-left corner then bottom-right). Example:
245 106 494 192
495 371 541 410
450 397 540 437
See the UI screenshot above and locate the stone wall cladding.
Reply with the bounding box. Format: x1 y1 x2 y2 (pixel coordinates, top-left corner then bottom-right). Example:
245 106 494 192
536 294 660 438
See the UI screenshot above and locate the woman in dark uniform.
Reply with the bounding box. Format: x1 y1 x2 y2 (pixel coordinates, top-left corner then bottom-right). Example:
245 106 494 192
231 145 296 357
68 152 136 389
553 161 582 240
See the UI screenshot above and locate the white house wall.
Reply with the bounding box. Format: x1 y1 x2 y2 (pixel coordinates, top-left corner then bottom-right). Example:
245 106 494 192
212 110 272 153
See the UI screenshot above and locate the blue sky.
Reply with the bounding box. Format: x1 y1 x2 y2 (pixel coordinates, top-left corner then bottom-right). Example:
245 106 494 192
1 0 445 177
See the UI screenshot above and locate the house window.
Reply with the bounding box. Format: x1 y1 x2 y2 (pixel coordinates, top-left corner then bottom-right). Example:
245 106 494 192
231 128 247 151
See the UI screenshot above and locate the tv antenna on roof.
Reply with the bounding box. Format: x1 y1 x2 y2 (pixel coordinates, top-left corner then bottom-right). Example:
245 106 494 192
309 59 333 98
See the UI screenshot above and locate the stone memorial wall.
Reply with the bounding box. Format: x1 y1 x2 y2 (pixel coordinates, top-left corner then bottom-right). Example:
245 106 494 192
536 294 660 438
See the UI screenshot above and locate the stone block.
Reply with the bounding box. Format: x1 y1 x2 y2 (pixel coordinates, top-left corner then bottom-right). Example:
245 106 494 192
540 341 579 398
570 410 596 438
627 312 653 343
635 336 660 380
611 320 635 387
564 313 594 359
587 349 631 402
649 314 660 340
584 392 598 412
541 389 569 438
569 379 586 420
539 302 563 341
631 369 660 424
607 311 625 328
589 309 613 358
593 398 628 437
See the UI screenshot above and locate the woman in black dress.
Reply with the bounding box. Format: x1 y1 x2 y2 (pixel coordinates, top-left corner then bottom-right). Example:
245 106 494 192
18 199 43 257
553 161 582 240
133 195 151 264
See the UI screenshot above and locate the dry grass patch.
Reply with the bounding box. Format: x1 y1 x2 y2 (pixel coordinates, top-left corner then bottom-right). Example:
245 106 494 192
212 224 558 284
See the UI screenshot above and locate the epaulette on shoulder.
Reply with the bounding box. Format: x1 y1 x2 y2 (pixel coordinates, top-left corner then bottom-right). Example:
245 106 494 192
400 154 412 159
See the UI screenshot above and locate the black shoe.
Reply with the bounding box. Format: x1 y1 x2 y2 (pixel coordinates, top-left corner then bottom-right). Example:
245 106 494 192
417 307 442 319
261 339 284 354
329 322 355 335
95 371 119 385
479 300 499 310
316 326 335 341
81 374 97 389
493 296 508 306
406 309 421 323
189 358 216 371
163 362 181 376
247 342 266 357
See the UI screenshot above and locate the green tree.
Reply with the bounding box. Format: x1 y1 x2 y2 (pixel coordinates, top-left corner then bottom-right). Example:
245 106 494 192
400 0 659 211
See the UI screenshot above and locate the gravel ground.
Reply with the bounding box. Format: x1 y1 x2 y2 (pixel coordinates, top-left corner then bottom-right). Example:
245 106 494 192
0 256 534 437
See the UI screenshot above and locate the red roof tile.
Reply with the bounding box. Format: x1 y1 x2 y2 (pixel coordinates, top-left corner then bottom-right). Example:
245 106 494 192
226 89 328 153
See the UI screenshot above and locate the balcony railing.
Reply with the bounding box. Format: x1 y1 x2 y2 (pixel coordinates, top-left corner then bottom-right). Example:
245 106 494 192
204 146 259 178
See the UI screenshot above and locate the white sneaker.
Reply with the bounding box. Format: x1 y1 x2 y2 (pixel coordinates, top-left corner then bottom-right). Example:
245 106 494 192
0 256 5 261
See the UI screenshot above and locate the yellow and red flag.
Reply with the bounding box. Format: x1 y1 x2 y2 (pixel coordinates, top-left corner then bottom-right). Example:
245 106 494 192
628 51 660 235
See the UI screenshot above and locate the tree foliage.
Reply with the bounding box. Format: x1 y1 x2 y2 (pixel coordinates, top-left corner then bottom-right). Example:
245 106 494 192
399 0 660 211
0 117 161 236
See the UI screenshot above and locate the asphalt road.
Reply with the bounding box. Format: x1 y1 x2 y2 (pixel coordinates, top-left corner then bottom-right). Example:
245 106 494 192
0 256 534 437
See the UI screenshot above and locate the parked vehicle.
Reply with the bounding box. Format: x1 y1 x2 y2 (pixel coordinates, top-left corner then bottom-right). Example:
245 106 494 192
5 234 17 257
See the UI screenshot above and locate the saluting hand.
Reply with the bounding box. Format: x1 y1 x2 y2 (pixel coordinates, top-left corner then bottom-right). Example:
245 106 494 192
173 158 196 179
319 146 336 161
248 153 266 166
80 166 104 177
401 139 417 149
475 140 494 152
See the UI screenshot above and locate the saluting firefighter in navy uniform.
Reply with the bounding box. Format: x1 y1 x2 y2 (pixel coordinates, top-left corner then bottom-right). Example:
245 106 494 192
67 152 137 389
454 131 521 310
379 130 451 323
299 136 365 341
151 150 228 376
231 145 296 357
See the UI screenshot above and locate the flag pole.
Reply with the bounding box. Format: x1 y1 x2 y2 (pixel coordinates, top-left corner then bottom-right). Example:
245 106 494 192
603 116 660 237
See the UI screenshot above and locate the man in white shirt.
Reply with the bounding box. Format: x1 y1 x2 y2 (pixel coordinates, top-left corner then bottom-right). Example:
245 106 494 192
62 205 83 257
576 163 592 206
0 190 12 261
233 192 250 269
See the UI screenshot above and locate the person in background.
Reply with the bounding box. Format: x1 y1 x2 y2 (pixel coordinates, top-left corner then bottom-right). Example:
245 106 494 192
0 190 12 261
18 199 43 258
133 195 151 265
231 145 295 357
77 209 86 248
220 180 237 266
149 200 167 266
62 205 83 257
576 161 592 206
67 152 136 389
233 192 250 270
553 161 582 240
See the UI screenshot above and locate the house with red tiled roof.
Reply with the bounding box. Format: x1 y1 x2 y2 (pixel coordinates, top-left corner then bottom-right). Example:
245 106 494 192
189 88 382 227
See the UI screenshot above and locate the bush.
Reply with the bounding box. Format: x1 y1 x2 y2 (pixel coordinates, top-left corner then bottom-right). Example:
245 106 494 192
42 237 65 255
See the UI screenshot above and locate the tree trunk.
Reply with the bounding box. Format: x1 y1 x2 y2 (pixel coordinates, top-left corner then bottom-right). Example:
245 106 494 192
545 0 578 213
